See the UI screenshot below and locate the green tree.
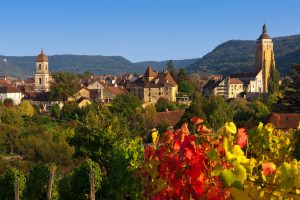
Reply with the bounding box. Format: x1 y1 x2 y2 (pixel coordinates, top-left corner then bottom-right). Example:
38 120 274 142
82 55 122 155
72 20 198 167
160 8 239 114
268 65 280 94
178 80 195 96
104 137 143 199
50 71 80 101
26 164 58 200
17 100 35 117
71 159 103 200
110 93 142 119
50 103 61 119
249 100 270 123
155 97 177 112
3 98 14 107
0 108 23 154
180 93 234 130
276 64 300 113
177 68 188 82
0 168 26 200
166 60 177 78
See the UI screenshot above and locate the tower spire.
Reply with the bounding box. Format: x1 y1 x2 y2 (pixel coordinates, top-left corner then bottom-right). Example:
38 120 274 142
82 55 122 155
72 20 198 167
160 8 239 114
41 48 44 54
262 23 267 34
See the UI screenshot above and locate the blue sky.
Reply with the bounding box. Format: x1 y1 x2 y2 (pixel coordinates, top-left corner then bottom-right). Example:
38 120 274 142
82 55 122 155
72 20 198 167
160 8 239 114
0 0 299 62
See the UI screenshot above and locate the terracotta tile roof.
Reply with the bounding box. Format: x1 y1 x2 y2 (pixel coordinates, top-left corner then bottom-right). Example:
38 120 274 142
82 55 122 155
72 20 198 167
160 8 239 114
153 110 185 128
267 113 300 130
144 66 158 78
106 86 126 96
0 80 21 93
229 78 243 84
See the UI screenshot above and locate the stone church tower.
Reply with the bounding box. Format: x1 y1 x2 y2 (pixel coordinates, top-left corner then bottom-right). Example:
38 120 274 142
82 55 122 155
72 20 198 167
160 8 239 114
255 24 276 93
34 49 52 92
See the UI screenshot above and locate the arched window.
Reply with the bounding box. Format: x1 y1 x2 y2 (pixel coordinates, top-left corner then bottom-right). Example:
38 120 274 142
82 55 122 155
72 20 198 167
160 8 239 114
39 78 42 85
46 65 48 71
38 64 42 70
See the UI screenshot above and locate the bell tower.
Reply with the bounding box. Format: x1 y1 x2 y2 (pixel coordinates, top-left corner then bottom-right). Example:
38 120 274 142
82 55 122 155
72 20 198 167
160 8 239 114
34 49 52 92
255 24 276 93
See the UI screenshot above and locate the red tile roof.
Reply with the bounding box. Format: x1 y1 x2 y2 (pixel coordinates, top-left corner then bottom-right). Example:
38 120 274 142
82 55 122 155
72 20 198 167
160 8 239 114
153 110 185 128
267 113 300 130
106 86 126 96
144 66 158 78
0 80 21 93
229 78 243 84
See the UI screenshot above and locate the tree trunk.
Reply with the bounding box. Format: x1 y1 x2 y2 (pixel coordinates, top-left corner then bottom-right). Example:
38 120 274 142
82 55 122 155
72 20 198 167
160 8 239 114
14 176 19 200
47 166 56 200
89 168 95 200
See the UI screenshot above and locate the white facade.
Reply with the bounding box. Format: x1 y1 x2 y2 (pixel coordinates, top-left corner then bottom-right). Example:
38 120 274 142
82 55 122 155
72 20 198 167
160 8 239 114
247 70 263 93
0 92 24 105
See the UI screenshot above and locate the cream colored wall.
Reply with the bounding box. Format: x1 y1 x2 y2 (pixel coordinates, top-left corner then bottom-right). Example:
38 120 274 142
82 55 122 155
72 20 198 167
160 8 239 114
255 39 275 92
228 83 243 98
142 85 177 105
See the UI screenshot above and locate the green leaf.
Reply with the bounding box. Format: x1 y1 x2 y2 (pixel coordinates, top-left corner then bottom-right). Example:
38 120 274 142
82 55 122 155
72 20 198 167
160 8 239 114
221 169 235 187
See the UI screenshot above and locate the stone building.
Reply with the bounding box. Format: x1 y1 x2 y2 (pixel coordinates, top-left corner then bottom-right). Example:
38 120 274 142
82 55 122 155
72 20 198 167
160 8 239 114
255 24 276 93
126 66 178 105
34 49 52 92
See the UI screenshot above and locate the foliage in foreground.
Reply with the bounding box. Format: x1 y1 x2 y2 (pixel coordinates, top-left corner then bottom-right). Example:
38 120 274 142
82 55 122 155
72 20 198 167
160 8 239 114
141 117 300 199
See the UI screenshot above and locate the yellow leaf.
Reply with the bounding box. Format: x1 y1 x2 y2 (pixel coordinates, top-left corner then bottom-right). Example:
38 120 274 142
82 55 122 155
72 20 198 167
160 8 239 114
225 122 237 134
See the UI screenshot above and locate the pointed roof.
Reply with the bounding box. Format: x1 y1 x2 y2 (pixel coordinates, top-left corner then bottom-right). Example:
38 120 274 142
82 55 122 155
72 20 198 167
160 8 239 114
257 24 271 40
36 48 48 62
144 66 158 77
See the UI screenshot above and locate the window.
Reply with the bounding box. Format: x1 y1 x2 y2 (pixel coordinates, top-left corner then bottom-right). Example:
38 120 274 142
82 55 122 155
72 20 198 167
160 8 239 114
38 64 41 70
39 78 42 85
149 98 151 102
46 65 48 70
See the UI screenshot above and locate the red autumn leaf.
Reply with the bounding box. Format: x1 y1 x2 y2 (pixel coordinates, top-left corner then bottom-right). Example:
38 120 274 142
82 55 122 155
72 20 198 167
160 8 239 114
190 116 204 125
173 139 181 150
184 147 193 160
262 163 276 176
198 124 212 134
237 128 248 149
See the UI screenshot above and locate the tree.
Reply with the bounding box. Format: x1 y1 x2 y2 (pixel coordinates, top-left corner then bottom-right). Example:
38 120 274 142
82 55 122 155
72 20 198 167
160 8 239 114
26 164 58 200
177 68 188 82
155 97 177 112
3 98 14 107
276 64 300 113
180 93 234 130
50 71 80 101
268 65 280 94
178 80 195 96
166 60 177 78
0 168 26 200
0 108 23 154
71 159 103 200
249 100 270 123
104 137 144 199
110 93 142 119
17 100 35 117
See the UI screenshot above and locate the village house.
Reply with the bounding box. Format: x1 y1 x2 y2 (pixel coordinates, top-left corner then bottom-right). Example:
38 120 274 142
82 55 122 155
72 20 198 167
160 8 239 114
126 66 178 105
0 80 24 104
203 77 243 99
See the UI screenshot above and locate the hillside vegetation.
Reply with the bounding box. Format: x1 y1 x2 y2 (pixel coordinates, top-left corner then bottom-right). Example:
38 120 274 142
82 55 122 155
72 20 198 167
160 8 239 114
187 34 300 75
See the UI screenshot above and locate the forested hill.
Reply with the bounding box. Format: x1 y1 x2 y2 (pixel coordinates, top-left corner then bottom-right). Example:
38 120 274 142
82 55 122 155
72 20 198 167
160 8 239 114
0 54 197 78
1 34 299 78
187 34 300 76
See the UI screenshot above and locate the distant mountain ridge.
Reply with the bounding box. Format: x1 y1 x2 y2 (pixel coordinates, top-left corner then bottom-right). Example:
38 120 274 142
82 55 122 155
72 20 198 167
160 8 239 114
187 34 300 76
1 34 300 78
0 54 197 79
